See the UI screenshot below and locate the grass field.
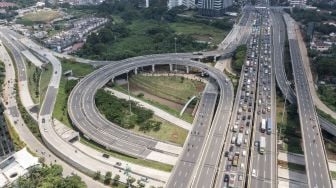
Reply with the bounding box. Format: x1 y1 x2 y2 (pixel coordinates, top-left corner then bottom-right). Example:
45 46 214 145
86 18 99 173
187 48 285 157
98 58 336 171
21 10 62 23
39 64 53 104
169 21 227 45
129 75 204 105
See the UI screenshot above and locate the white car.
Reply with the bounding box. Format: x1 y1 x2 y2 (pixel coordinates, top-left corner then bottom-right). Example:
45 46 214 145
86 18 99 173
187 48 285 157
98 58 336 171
241 163 245 169
252 169 257 177
242 150 246 156
245 130 249 135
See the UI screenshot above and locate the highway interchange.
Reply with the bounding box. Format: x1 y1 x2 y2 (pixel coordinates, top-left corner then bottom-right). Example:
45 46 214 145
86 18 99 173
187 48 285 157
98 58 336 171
0 3 336 188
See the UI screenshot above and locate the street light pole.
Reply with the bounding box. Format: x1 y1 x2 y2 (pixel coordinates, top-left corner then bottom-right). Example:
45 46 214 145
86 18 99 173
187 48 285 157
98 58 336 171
127 72 131 114
174 37 177 54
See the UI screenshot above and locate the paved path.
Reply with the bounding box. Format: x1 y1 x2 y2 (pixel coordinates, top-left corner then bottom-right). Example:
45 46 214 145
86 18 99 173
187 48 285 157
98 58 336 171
105 88 192 131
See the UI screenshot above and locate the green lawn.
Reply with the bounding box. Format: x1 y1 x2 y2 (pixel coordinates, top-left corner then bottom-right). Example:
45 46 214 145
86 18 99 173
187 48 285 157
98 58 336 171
129 75 204 105
24 60 41 104
318 85 336 112
40 64 53 104
331 171 336 180
169 21 227 45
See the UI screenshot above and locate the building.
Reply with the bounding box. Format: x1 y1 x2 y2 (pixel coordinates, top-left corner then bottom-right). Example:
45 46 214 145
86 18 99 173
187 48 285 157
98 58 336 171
0 103 14 162
0 148 40 187
182 0 196 8
168 0 182 9
197 0 233 17
289 0 306 7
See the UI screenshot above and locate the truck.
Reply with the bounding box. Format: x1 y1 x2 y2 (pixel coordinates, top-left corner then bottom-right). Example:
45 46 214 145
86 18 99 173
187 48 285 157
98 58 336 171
236 133 243 146
259 136 266 154
260 119 266 133
232 152 240 166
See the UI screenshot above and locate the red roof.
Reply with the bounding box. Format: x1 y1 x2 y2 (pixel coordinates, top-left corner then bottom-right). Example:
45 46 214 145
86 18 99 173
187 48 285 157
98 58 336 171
0 2 17 8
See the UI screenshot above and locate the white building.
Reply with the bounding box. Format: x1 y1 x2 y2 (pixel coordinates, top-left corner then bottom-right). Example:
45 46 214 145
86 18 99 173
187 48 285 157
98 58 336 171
168 0 183 9
0 148 40 187
289 0 306 7
197 0 233 17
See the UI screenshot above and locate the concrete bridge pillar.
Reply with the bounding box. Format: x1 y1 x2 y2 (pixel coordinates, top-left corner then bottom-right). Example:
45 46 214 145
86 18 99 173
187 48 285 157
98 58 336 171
186 66 190 74
152 64 155 72
134 68 138 75
111 76 115 82
169 64 173 72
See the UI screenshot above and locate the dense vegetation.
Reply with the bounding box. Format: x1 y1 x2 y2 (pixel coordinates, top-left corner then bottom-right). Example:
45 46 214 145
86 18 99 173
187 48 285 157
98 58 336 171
16 165 86 188
231 45 247 72
74 0 233 60
95 89 161 132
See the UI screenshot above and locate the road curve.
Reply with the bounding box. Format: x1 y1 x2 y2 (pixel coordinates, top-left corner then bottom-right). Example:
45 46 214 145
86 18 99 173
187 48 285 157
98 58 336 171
68 55 234 159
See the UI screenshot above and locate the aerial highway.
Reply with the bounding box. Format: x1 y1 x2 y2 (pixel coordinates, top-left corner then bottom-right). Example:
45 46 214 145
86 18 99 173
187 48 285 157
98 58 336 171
68 55 234 160
271 10 336 137
284 13 332 188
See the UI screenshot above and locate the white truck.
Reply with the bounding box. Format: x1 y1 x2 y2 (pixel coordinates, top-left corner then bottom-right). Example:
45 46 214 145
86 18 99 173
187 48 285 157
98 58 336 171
260 119 266 133
236 133 243 146
259 136 266 154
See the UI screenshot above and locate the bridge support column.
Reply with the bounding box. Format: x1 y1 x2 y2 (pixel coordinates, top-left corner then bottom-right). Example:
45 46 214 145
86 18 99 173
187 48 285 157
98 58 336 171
111 76 115 83
134 68 138 75
186 66 190 74
169 64 173 72
152 64 155 72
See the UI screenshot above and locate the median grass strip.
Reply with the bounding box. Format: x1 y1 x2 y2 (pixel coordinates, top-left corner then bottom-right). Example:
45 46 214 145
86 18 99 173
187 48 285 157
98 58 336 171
24 60 41 104
80 138 173 172
4 114 26 151
39 63 53 103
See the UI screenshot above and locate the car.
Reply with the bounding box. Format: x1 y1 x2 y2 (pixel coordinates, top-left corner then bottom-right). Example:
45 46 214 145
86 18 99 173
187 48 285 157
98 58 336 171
229 145 234 152
252 169 257 177
242 150 246 156
116 162 122 166
245 130 249 135
228 153 234 161
224 174 229 182
244 139 247 144
241 163 245 169
254 141 259 147
246 121 250 127
248 115 251 120
242 116 246 120
102 154 110 158
239 126 244 133
226 164 232 171
225 151 229 157
238 175 243 181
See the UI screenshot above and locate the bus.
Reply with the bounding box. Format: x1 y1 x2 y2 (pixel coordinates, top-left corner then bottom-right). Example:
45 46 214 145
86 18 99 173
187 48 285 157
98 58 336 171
260 119 266 133
259 136 266 154
267 118 272 135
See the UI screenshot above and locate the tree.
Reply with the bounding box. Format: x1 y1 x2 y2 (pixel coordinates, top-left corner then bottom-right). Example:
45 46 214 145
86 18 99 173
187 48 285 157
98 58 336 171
93 171 101 180
104 171 112 185
112 174 120 186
